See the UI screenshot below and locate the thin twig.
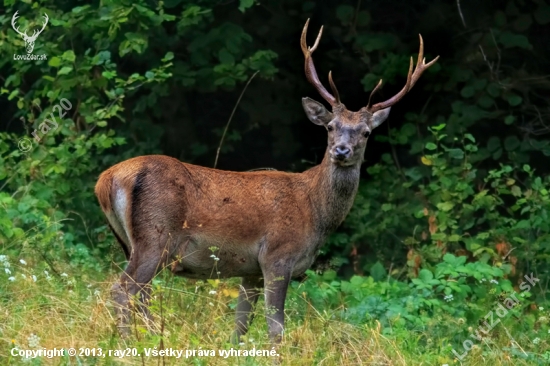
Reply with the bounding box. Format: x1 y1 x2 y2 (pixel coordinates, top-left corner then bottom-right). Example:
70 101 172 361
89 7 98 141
456 0 467 27
213 71 259 169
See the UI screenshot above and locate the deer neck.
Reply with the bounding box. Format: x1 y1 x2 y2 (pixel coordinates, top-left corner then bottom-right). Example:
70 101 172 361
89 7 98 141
306 150 361 233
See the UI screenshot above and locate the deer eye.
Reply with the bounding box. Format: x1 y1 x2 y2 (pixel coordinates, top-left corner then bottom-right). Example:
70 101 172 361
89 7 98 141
363 130 370 138
327 125 334 132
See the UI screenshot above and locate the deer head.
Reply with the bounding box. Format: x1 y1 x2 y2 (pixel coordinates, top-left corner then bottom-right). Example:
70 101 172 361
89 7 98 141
301 19 439 167
11 11 49 54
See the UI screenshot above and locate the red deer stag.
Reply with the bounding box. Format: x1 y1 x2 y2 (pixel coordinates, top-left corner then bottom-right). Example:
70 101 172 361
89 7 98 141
95 19 438 343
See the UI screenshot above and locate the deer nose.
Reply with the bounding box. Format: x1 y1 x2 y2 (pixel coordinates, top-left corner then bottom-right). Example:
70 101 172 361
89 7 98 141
334 145 351 159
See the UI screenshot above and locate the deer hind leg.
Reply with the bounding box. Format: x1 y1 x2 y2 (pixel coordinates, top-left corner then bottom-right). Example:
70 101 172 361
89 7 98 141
112 253 158 337
231 276 264 344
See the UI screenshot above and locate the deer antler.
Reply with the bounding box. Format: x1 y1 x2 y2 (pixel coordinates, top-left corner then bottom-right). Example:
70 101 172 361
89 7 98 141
365 35 439 113
301 19 341 107
11 11 28 39
28 13 49 41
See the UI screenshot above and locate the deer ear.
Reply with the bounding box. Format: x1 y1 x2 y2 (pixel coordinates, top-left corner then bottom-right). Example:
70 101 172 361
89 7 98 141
302 97 333 126
370 107 391 129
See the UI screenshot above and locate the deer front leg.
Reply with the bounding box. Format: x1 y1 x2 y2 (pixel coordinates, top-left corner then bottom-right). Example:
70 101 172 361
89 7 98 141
263 268 291 344
231 276 264 344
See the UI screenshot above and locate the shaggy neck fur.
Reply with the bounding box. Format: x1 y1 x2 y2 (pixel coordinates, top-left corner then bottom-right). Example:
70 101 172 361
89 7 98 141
305 150 361 234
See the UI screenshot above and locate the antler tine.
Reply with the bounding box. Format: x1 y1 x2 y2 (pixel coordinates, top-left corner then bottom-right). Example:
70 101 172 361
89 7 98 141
301 19 339 106
367 79 383 109
367 34 439 113
35 13 49 36
11 11 27 37
328 71 341 104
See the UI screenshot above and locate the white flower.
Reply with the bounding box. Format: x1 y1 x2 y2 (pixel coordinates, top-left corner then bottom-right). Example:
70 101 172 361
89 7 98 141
8 277 15 282
3 261 10 268
44 270 49 276
490 279 499 284
217 271 221 275
60 273 68 277
444 294 454 302
27 333 40 348
5 268 11 275
239 342 245 346
210 254 216 258
208 302 214 306
20 274 26 279
0 255 6 262
19 259 27 265
209 290 217 295
94 290 100 297
533 337 540 345
213 257 220 261
32 275 37 282
539 307 544 311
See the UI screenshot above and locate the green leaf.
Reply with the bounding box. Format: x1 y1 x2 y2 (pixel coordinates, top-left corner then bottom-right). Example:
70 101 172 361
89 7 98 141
494 11 507 26
72 5 90 13
487 136 500 151
504 136 520 151
238 0 254 12
431 233 446 240
370 261 387 282
58 66 73 75
443 253 458 265
48 57 61 67
336 5 355 23
322 270 337 281
504 115 515 125
464 133 476 143
418 269 433 282
448 148 464 159
381 203 393 212
425 142 437 150
218 49 235 65
460 86 475 98
102 71 116 79
437 202 455 212
448 234 461 242
486 82 501 97
62 50 76 62
162 51 174 62
507 94 522 106
498 31 532 49
477 95 493 109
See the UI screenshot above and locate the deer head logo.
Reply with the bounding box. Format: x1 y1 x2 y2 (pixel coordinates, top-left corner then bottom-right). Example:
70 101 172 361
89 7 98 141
11 11 49 54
